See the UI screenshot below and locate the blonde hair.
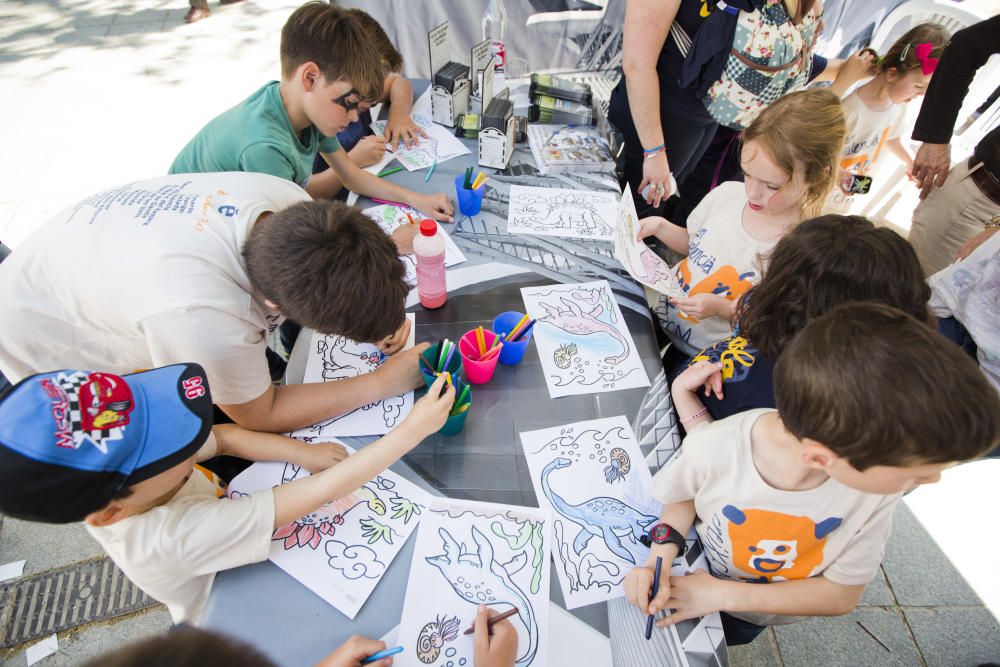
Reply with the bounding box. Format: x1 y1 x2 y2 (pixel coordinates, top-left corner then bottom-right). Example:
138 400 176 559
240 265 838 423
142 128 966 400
742 88 846 218
878 23 949 74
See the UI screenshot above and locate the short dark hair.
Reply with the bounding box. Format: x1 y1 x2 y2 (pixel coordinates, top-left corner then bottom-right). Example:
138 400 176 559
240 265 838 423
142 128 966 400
737 215 931 360
243 201 408 343
83 626 275 667
280 2 385 102
774 303 1000 470
346 8 403 73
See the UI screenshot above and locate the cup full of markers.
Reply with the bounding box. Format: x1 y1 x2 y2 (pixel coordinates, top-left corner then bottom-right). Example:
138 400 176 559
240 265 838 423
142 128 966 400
491 311 535 365
418 339 471 436
455 168 488 216
440 383 471 436
458 326 503 384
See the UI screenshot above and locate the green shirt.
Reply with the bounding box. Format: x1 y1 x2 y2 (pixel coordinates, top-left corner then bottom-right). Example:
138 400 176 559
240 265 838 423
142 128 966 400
169 81 341 188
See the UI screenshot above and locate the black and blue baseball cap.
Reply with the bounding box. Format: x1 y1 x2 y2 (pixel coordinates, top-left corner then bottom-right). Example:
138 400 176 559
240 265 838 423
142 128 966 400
0 364 213 523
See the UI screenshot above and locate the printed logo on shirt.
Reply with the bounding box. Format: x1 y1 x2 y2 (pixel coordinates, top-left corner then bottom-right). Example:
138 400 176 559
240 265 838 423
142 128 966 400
194 464 227 498
41 371 133 453
720 505 842 582
217 205 239 217
692 336 756 381
672 260 756 324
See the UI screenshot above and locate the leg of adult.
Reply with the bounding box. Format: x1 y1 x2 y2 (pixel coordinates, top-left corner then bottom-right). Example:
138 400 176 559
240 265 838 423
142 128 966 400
908 158 997 275
185 0 210 23
673 126 743 227
719 612 768 646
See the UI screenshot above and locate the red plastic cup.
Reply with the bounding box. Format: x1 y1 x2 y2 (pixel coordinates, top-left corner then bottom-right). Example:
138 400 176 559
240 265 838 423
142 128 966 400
458 329 502 384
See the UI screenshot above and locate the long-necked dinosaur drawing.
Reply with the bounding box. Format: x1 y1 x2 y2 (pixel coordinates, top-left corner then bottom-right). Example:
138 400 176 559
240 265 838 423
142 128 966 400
535 296 629 364
541 457 657 564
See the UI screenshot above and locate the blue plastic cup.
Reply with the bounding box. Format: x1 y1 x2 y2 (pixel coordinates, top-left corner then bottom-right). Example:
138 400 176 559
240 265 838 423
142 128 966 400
491 311 534 365
454 174 486 216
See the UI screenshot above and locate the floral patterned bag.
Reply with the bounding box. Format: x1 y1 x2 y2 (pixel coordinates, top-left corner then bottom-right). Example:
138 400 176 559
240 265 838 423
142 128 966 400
702 0 820 129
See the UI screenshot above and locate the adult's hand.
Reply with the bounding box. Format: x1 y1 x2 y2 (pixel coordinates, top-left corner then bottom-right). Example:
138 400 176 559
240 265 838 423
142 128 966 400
912 142 951 199
639 152 674 208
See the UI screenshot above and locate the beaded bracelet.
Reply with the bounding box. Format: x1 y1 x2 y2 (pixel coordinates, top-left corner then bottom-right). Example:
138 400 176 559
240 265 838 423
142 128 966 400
643 144 666 159
679 407 708 424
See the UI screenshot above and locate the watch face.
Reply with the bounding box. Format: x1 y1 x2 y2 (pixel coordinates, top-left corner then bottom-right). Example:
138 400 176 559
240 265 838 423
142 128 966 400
650 523 671 543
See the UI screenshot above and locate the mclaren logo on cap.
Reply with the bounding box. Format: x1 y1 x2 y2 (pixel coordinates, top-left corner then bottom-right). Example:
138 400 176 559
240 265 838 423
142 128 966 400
40 372 134 454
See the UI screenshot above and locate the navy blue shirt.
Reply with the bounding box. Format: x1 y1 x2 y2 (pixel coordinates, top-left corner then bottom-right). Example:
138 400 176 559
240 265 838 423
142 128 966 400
688 336 776 419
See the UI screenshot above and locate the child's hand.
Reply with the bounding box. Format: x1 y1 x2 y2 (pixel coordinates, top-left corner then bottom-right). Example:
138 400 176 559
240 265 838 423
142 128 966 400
411 192 454 223
314 635 394 667
954 228 998 262
296 441 348 474
385 115 428 149
375 342 430 394
673 361 724 400
404 374 455 438
636 216 666 242
837 170 856 195
654 570 729 628
473 605 518 667
668 294 726 320
349 135 388 169
390 223 418 255
377 317 413 355
841 48 879 85
623 564 671 616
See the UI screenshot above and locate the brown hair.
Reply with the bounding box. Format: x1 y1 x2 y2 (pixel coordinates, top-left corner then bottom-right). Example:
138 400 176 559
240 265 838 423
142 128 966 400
774 303 1000 470
741 88 846 217
878 23 949 74
84 626 275 667
243 201 409 342
280 2 385 102
737 215 931 360
346 8 403 73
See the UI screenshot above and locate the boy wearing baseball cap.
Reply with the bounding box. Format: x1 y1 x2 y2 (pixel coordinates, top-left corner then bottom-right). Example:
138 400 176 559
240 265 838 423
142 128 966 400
0 364 453 624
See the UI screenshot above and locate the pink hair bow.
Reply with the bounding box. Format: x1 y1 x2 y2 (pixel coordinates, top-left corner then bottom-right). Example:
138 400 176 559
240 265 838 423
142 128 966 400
914 42 939 75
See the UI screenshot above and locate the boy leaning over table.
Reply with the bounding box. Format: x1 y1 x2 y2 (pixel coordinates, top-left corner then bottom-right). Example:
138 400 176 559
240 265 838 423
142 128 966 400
0 363 453 625
625 303 1000 646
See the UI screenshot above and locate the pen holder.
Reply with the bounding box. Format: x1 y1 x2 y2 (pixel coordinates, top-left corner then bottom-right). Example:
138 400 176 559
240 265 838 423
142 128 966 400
458 330 502 384
420 341 465 395
454 174 486 216
440 393 471 436
491 311 534 365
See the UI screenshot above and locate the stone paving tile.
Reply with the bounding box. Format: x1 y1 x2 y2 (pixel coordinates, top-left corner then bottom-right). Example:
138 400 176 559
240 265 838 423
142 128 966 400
105 20 167 37
0 517 103 576
729 627 782 666
859 567 896 607
882 504 982 606
904 607 1000 667
773 607 921 667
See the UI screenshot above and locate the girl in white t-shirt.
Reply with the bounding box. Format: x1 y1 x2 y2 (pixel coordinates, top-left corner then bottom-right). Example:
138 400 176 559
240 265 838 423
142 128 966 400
826 23 948 213
639 89 846 360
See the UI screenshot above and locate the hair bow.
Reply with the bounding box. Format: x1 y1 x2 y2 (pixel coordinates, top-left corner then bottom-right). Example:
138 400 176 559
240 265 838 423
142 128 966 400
914 42 939 75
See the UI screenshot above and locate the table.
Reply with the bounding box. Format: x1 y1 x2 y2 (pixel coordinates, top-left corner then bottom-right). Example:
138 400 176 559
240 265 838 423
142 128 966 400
202 82 725 667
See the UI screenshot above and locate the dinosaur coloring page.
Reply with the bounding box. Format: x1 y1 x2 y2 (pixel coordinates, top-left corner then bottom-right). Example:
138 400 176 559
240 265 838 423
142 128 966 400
371 106 469 172
289 314 415 440
507 185 618 241
361 205 466 287
520 281 650 398
612 188 686 299
520 416 663 609
228 452 430 619
397 499 551 667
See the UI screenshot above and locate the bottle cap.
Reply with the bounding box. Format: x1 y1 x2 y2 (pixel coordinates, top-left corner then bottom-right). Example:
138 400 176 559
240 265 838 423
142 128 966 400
419 219 438 236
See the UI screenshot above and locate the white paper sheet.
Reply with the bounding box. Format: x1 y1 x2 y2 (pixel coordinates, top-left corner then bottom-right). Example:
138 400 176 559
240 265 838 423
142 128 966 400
25 635 59 666
289 314 415 440
228 453 430 619
371 90 470 172
0 560 25 583
362 204 466 287
520 281 650 398
396 499 552 667
345 143 400 207
520 416 662 609
507 185 618 241
612 189 686 299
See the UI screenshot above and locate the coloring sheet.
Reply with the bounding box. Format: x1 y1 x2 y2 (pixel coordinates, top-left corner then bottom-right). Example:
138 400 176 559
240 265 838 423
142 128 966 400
396 499 551 667
289 314 415 440
507 185 618 241
612 188 686 299
361 205 466 286
520 416 663 609
228 453 431 619
371 93 470 172
521 280 650 398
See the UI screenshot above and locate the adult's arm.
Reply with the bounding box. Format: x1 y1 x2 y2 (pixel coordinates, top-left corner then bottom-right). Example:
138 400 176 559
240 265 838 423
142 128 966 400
622 0 681 207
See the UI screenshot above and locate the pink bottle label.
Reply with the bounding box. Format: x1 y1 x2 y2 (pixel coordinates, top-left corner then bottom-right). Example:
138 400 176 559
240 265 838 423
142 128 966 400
416 251 447 308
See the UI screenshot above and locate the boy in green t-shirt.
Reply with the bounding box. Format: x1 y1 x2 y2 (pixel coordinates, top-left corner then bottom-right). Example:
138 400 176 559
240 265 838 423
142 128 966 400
170 2 453 223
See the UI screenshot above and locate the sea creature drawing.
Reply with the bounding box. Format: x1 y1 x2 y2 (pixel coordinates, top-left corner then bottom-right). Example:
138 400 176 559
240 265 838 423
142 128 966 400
540 457 657 564
553 343 577 369
535 296 629 364
638 247 673 285
604 448 631 483
426 526 539 667
416 615 461 664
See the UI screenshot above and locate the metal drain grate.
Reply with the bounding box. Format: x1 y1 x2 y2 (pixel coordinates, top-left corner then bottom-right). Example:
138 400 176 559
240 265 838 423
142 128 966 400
0 556 159 648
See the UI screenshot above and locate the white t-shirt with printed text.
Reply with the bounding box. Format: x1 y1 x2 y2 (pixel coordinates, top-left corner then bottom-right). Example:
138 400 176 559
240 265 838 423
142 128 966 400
652 409 900 626
0 172 309 405
655 182 774 356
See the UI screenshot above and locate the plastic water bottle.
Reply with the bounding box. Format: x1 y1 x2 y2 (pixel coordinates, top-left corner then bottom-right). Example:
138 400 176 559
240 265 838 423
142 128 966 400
482 0 508 73
414 219 447 309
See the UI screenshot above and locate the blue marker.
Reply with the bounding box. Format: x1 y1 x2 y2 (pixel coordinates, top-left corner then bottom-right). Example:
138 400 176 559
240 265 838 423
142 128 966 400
424 159 438 182
645 556 663 640
362 646 404 664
